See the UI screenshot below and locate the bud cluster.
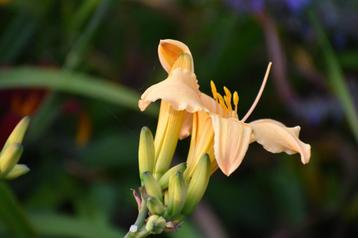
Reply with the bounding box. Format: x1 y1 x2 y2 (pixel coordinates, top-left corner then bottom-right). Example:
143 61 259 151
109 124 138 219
128 127 211 237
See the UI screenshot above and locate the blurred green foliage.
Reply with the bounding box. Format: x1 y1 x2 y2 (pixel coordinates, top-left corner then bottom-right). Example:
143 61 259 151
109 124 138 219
0 0 357 237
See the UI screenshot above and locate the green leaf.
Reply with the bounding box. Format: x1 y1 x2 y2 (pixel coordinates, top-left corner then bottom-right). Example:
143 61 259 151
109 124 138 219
81 132 137 168
0 182 37 237
30 213 124 238
309 12 358 142
64 0 112 69
0 12 37 63
0 67 156 116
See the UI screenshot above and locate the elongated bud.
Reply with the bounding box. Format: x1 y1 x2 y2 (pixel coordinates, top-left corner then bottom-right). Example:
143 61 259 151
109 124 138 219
166 171 187 218
145 215 166 235
163 190 169 206
4 164 30 180
182 154 210 214
0 144 23 177
159 163 186 189
142 172 163 201
3 117 30 150
138 127 155 180
147 196 165 215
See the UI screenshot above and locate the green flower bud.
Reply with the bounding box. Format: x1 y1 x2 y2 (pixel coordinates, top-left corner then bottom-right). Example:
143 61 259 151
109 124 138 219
138 127 155 180
142 171 163 201
5 164 30 180
166 171 187 218
3 117 30 150
146 215 166 234
0 144 23 177
159 162 186 189
147 196 165 215
182 154 210 214
164 190 169 206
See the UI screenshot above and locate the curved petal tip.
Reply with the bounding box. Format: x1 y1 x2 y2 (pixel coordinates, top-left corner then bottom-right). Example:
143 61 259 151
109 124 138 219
158 39 192 73
250 119 311 164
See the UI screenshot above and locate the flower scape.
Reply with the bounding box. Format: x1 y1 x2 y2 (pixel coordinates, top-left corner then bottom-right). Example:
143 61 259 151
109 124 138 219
124 39 311 237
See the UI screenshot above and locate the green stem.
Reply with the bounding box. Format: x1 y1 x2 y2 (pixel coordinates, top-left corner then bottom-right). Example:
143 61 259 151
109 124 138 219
124 199 150 238
0 182 37 237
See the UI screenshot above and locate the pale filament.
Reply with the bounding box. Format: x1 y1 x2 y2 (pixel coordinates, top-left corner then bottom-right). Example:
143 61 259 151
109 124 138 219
241 62 272 122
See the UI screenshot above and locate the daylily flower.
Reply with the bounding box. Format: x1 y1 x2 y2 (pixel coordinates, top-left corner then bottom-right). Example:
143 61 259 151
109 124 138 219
139 39 311 177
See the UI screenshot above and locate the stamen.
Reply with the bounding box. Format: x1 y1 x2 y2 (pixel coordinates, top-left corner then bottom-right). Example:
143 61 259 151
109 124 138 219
233 91 239 113
223 86 232 110
216 94 227 111
223 86 232 99
241 62 272 122
224 96 232 111
210 81 218 100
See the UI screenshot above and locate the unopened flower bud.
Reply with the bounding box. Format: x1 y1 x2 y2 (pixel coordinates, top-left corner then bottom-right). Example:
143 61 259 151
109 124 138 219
138 127 155 180
146 215 166 234
4 164 30 180
142 171 163 201
182 154 210 214
147 196 165 215
3 117 30 150
166 171 187 218
159 162 186 189
0 144 23 177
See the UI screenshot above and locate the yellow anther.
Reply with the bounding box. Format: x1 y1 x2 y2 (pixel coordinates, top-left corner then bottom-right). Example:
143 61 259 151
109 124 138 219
223 86 232 100
223 86 232 111
224 95 232 111
210 81 218 100
233 91 239 113
224 86 232 111
216 94 227 111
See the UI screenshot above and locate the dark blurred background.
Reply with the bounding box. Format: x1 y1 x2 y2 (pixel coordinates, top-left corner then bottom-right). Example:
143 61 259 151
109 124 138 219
0 0 357 237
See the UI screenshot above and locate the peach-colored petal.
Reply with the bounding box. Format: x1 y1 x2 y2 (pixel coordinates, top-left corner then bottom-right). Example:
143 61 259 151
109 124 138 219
179 112 192 139
158 39 193 73
211 115 252 176
249 119 311 164
186 111 214 175
138 69 203 113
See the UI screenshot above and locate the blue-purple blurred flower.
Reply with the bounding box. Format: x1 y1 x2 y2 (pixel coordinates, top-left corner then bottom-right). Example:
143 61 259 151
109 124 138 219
285 0 310 13
226 0 264 14
226 0 311 14
291 97 343 126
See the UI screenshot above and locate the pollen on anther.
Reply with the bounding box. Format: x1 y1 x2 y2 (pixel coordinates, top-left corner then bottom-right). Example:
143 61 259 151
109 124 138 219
223 86 232 99
216 94 226 110
210 81 218 100
223 86 232 110
233 91 239 112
